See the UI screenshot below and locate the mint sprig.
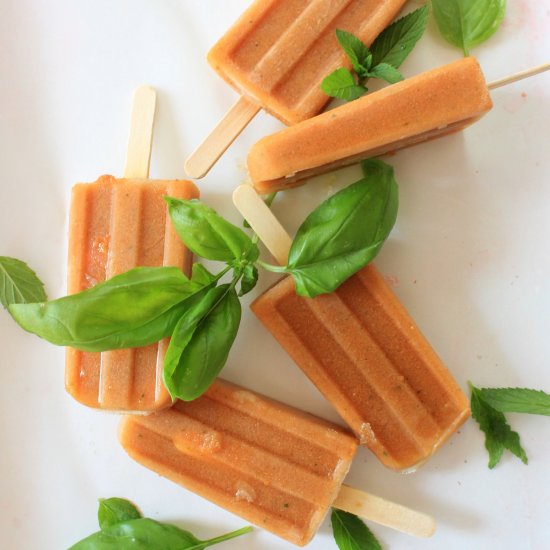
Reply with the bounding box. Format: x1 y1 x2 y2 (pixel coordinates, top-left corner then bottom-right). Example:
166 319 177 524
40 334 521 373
321 6 429 101
0 256 47 309
470 383 529 468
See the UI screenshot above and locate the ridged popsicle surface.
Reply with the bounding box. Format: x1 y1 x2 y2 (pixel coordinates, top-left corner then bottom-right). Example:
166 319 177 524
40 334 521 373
119 379 357 546
66 175 199 412
251 265 470 471
248 57 493 193
208 0 407 124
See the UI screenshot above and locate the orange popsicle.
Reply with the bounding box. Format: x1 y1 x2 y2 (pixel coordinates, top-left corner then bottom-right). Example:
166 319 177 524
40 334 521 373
185 0 407 178
208 0 408 125
65 86 199 412
66 176 198 412
119 379 436 545
248 57 493 193
233 185 470 471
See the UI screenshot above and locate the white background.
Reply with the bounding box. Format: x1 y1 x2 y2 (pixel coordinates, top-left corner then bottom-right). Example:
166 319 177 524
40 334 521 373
1 1 550 548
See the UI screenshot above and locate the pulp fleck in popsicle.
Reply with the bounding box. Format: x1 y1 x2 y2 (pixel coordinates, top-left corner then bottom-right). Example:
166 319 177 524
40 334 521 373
185 0 408 179
233 185 470 471
119 379 436 546
65 87 199 413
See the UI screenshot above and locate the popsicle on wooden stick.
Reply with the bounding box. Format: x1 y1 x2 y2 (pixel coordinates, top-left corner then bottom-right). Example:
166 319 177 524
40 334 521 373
248 57 492 193
249 58 550 193
65 86 199 413
233 185 470 471
184 0 408 179
119 379 436 546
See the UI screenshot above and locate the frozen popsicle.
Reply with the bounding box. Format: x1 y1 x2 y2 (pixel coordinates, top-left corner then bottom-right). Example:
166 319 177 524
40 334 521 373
65 87 199 413
249 57 550 193
233 185 470 471
185 0 408 178
248 57 491 193
119 378 436 546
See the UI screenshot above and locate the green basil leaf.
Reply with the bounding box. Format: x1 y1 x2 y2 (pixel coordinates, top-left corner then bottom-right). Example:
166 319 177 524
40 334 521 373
163 285 226 398
190 263 218 287
470 383 528 468
98 498 141 530
9 267 200 351
320 68 367 101
287 159 398 297
368 63 404 84
69 517 252 550
165 197 258 262
335 29 372 76
479 387 550 416
239 264 258 297
371 5 429 68
163 284 241 401
331 509 382 550
0 256 47 308
432 0 506 56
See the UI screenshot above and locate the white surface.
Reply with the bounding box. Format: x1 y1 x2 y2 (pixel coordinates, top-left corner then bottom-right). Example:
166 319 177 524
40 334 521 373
1 1 550 548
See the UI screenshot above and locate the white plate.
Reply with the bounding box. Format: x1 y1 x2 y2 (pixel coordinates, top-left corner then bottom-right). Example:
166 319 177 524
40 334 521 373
1 1 550 549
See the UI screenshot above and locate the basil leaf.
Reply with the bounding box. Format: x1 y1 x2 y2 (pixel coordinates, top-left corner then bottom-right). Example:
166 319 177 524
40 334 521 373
239 264 258 297
479 387 550 416
163 284 241 401
9 267 200 351
331 509 382 550
370 5 429 68
69 517 252 550
432 0 506 56
190 263 218 287
335 29 372 77
470 383 528 468
98 498 141 529
320 68 367 101
0 256 47 308
286 159 398 297
368 63 403 84
163 285 227 397
165 197 258 263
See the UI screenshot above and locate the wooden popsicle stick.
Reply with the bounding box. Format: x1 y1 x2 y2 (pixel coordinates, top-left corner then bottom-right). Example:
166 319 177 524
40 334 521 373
488 61 550 90
334 485 436 538
124 85 157 179
185 96 261 179
232 185 292 266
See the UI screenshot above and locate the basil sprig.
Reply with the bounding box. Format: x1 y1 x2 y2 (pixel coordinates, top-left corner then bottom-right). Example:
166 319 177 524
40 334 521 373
261 159 398 297
321 6 429 100
6 160 398 400
432 0 506 56
69 497 252 549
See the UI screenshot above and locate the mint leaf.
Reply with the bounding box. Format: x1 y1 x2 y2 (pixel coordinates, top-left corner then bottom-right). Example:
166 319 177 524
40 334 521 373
368 63 403 84
470 383 528 468
479 387 550 416
371 5 429 68
331 509 382 550
320 68 366 101
432 0 506 56
0 256 47 309
335 29 372 77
